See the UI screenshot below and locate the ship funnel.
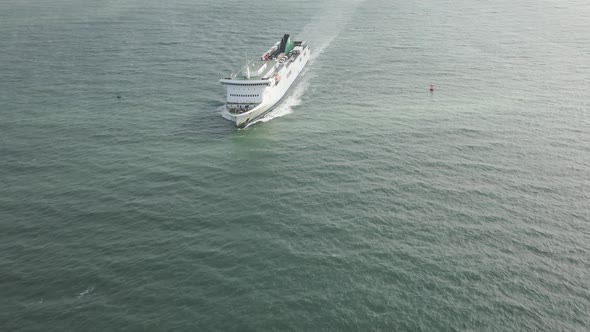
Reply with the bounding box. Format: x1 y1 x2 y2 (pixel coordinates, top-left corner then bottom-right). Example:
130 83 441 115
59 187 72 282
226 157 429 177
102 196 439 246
279 33 295 54
279 34 289 52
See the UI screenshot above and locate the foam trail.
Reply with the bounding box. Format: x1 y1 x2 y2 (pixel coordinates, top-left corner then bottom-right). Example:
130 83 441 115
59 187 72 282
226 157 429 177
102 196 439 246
78 287 94 298
246 1 365 126
300 0 366 63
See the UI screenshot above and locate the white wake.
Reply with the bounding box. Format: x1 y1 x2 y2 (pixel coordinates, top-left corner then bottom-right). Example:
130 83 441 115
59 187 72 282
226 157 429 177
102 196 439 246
245 72 309 127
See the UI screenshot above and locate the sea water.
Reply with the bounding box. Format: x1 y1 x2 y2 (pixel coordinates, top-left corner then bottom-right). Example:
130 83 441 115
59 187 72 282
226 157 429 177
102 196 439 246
1 0 589 330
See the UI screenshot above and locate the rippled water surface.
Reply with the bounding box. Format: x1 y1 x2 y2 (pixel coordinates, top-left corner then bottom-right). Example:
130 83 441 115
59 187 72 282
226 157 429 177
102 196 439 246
1 0 589 330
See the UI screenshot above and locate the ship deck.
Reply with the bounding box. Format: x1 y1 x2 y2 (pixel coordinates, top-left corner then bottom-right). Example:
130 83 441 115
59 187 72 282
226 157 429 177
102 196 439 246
225 60 278 81
222 41 308 82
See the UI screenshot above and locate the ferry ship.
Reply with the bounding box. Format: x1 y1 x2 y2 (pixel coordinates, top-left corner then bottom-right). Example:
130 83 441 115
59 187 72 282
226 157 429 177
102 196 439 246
220 34 311 128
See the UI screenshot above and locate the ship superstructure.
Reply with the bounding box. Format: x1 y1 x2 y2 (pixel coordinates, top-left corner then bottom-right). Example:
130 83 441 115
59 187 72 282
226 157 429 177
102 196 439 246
220 34 310 128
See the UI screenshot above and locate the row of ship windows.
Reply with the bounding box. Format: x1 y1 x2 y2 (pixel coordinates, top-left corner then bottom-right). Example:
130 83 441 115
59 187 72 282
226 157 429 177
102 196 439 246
298 50 307 61
230 94 260 97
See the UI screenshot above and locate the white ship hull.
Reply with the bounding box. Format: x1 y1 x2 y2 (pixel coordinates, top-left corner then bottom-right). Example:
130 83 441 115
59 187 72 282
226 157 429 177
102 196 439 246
220 35 310 128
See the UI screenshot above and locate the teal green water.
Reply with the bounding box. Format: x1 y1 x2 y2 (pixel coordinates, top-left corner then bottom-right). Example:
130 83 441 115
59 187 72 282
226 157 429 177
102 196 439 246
1 0 589 330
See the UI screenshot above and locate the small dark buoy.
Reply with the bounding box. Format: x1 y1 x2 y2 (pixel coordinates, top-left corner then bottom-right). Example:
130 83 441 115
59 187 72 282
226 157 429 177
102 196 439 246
429 84 434 92
116 95 121 99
